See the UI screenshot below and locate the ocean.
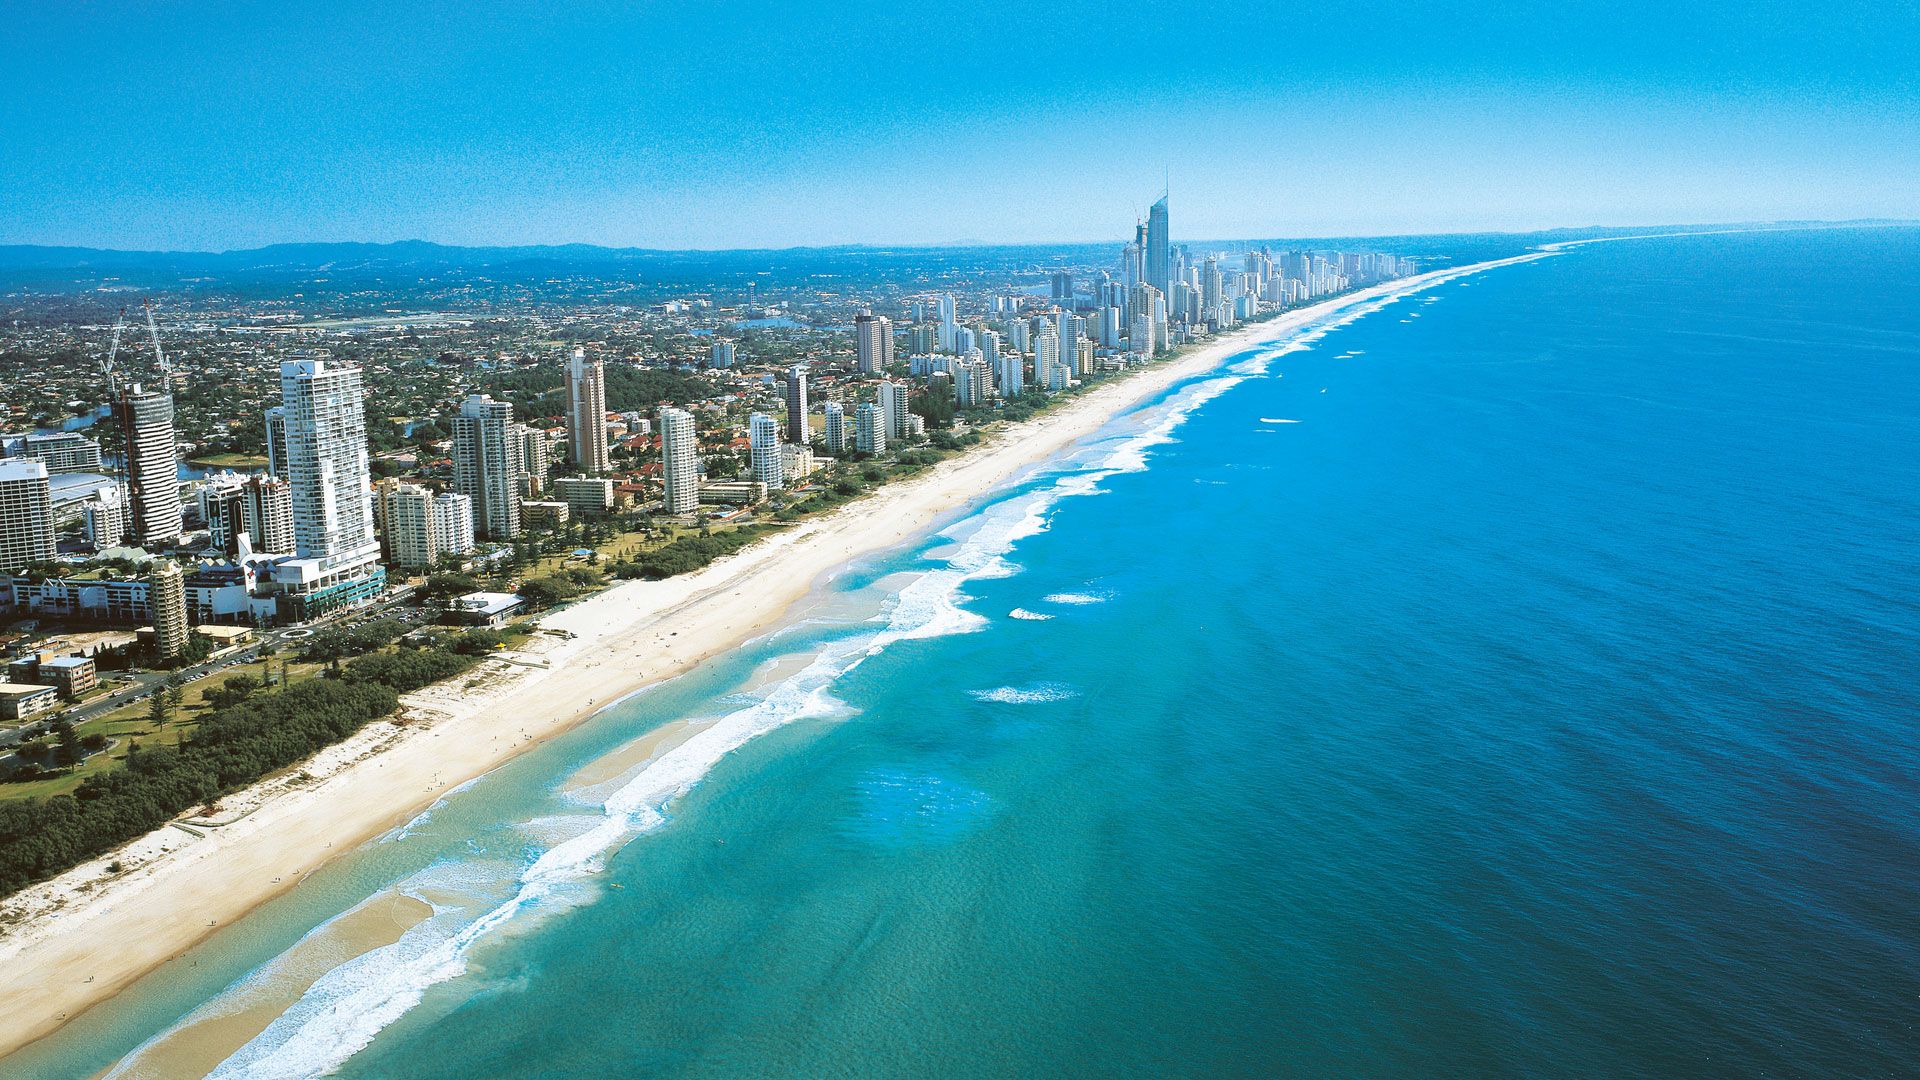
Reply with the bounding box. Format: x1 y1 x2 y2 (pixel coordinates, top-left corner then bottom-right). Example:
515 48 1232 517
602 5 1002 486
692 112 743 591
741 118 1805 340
17 227 1920 1078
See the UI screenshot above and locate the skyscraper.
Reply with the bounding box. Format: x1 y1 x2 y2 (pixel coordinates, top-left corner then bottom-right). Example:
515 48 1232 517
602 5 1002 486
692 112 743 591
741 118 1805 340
854 311 893 374
1146 194 1171 298
0 461 54 573
710 340 735 369
450 394 523 540
113 386 181 548
748 412 785 492
275 356 384 618
783 365 810 444
566 347 610 473
658 405 699 515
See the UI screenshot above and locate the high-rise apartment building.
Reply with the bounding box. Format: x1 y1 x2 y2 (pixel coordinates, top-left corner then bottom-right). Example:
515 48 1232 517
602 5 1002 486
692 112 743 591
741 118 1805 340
658 405 699 515
566 347 610 473
876 380 912 443
823 402 848 456
749 412 785 492
710 340 735 369
0 461 54 573
148 561 189 660
114 386 181 548
855 403 887 455
783 365 810 444
854 311 893 374
382 484 473 571
242 474 294 554
451 394 523 540
274 357 384 618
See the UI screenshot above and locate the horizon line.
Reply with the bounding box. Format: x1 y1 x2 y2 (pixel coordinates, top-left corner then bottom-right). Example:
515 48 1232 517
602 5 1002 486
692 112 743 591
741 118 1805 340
3 219 1915 260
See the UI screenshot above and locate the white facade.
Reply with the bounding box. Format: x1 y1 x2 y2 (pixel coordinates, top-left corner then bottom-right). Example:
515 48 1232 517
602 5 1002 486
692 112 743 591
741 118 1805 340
854 312 893 374
659 406 699 515
0 461 54 574
749 412 785 492
276 357 383 602
822 402 847 456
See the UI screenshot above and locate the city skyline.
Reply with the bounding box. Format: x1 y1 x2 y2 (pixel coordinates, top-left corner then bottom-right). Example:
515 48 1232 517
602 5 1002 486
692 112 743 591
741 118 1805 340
2 2 1914 251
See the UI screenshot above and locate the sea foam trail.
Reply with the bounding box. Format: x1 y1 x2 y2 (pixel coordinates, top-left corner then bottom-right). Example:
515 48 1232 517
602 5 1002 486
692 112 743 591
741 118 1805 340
197 261 1516 1078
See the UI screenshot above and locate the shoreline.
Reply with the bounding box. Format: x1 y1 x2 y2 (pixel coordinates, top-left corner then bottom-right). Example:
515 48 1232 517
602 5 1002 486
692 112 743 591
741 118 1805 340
0 250 1550 1061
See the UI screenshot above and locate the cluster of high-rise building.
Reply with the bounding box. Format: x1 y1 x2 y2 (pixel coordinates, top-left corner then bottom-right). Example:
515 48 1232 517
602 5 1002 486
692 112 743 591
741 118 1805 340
0 194 1415 640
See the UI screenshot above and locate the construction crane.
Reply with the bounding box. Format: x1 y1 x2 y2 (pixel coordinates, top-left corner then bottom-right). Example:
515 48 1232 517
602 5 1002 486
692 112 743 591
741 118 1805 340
142 300 170 392
100 308 127 394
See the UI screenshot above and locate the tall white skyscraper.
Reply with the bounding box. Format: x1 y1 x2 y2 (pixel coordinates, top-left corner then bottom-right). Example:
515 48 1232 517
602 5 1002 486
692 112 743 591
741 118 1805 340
0 461 54 573
876 380 911 442
854 311 893 374
451 394 523 539
1058 314 1084 379
784 365 810 444
114 386 181 548
566 347 610 473
748 412 785 492
274 356 384 618
659 405 699 515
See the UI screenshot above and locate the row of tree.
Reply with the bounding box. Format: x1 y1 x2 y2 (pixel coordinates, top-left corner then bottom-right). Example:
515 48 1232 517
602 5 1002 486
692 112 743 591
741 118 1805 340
0 633 493 897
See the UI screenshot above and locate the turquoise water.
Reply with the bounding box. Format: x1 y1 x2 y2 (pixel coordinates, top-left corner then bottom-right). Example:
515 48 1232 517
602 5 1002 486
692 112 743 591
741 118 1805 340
18 228 1920 1078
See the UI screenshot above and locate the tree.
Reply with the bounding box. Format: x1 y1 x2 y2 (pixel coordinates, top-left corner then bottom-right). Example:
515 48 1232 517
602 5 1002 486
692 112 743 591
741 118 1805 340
53 720 81 767
147 690 170 730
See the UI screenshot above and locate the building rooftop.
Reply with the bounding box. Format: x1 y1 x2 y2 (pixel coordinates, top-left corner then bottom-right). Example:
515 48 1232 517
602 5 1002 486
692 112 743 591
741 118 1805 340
0 682 57 697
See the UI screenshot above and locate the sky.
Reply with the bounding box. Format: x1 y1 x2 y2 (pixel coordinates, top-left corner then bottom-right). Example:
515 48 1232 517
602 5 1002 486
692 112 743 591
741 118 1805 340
2 0 1916 251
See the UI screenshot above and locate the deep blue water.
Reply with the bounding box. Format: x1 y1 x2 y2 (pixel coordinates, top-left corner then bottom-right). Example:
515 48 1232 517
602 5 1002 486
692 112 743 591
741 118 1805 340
17 227 1920 1079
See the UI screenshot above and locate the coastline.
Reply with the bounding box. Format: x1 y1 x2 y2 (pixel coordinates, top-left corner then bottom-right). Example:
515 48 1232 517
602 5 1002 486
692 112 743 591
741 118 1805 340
0 251 1549 1060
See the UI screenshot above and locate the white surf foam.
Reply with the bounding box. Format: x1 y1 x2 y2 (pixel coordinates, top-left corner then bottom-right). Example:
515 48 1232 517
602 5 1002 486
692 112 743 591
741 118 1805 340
1042 591 1109 606
969 683 1081 704
1007 608 1053 621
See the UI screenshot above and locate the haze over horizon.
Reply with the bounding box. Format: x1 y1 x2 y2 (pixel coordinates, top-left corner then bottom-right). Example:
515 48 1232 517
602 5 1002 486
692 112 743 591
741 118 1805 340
3 0 1916 251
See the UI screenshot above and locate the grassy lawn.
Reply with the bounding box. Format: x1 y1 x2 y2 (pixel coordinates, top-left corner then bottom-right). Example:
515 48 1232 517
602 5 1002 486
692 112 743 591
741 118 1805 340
0 659 327 803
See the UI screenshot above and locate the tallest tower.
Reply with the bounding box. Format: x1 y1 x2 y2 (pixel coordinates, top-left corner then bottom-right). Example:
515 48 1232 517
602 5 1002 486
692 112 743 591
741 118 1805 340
1145 193 1171 300
112 386 181 548
566 347 610 473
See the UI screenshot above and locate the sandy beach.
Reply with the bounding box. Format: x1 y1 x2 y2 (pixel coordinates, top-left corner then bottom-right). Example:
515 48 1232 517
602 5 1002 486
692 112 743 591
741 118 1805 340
0 251 1545 1060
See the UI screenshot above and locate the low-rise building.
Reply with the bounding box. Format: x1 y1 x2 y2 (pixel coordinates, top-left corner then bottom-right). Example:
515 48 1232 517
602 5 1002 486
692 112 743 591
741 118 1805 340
38 655 97 699
552 476 614 516
697 481 766 506
0 682 58 722
520 500 571 527
444 591 525 628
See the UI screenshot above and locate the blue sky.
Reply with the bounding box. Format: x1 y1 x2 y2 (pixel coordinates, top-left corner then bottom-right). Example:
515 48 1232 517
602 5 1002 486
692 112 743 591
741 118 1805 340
2 0 1915 250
